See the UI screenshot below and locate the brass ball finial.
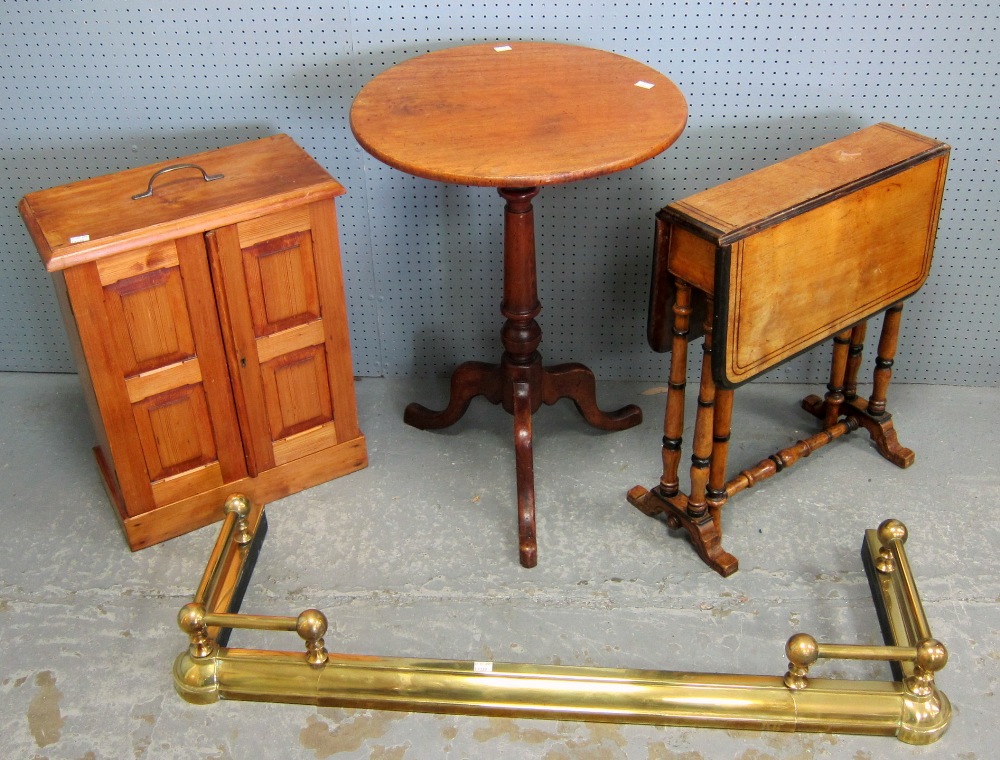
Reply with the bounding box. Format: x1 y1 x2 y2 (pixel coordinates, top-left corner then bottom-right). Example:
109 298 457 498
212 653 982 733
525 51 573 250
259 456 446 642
905 638 949 698
177 602 206 634
784 633 818 690
224 494 253 545
178 603 215 658
297 609 329 667
915 638 948 674
877 519 908 547
786 633 819 667
875 520 907 573
296 609 328 641
224 493 251 519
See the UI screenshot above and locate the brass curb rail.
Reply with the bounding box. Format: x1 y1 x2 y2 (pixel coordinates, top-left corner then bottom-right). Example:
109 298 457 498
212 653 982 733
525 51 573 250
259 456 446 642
174 500 951 745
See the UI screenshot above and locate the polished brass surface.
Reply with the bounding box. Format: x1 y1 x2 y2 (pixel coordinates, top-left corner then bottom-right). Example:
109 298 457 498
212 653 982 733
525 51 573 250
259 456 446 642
194 497 245 608
174 503 951 744
225 494 254 547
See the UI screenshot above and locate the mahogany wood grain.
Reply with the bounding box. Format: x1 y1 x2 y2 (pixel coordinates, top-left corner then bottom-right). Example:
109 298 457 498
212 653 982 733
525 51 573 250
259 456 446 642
354 43 685 566
351 43 687 188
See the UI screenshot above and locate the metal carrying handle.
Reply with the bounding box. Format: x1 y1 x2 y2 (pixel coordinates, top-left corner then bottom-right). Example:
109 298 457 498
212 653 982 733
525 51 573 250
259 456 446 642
132 163 224 200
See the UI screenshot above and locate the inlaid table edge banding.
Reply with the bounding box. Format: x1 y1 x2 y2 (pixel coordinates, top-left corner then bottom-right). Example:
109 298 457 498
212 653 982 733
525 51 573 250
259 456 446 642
629 123 949 576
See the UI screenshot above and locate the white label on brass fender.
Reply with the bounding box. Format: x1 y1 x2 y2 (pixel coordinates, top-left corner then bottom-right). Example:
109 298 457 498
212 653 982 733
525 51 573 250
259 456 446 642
473 661 493 673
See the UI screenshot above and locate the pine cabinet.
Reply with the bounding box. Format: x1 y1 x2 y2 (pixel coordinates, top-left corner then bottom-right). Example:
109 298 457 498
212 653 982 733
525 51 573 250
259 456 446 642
20 135 367 549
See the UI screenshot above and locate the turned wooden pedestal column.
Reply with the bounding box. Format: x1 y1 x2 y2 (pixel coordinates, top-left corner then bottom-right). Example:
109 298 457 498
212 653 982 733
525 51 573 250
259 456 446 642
403 187 642 566
351 42 688 565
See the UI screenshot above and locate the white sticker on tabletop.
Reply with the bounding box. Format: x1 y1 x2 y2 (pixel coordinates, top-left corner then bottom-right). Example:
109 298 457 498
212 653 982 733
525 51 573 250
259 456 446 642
635 80 655 89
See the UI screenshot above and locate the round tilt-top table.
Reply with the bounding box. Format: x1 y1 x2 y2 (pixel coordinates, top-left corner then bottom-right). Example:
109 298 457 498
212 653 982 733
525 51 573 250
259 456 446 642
351 42 687 567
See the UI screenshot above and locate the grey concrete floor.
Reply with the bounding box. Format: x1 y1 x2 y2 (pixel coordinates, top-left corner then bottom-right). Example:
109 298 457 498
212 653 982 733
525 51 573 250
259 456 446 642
1 371 997 759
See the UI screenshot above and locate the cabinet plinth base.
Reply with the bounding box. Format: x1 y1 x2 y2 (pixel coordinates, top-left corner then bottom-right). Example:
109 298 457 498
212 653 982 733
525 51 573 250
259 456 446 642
100 435 367 550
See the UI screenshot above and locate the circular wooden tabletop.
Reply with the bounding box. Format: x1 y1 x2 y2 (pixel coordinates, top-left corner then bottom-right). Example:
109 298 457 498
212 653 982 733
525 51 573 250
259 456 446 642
350 42 688 188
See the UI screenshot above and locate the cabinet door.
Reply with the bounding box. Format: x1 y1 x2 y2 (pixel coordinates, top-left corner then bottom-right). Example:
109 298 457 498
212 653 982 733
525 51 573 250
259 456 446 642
64 235 247 515
209 200 359 474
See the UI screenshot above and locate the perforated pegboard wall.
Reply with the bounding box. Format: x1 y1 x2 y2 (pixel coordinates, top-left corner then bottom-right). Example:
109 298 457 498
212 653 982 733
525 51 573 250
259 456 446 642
2 2 997 386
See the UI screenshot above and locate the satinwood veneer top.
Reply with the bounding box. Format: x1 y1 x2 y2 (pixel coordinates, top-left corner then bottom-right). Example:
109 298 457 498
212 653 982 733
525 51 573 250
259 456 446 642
350 42 688 187
667 123 949 245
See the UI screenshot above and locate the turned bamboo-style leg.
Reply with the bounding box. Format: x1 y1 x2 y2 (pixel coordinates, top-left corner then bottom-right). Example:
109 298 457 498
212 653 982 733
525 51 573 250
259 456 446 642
869 303 903 417
802 303 914 468
823 328 853 428
659 279 693 497
678 303 737 575
844 322 868 403
628 290 736 576
686 303 717 522
858 302 914 466
707 388 734 533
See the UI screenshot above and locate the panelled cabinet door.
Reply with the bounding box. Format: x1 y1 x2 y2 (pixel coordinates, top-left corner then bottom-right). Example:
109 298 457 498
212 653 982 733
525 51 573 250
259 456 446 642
209 201 360 475
21 135 366 549
64 234 247 515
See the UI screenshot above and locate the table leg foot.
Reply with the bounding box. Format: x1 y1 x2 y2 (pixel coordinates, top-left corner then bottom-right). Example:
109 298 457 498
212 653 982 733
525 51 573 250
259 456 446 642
801 395 914 468
627 485 739 577
542 362 643 431
513 381 538 568
404 361 503 430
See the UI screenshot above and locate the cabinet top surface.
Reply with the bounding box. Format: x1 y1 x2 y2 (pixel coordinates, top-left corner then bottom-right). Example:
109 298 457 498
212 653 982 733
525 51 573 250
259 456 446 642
350 42 688 187
666 123 949 242
20 134 344 271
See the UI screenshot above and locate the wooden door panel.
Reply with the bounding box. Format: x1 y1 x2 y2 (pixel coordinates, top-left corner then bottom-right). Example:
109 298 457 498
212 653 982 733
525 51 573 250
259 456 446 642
260 345 334 440
86 237 246 508
132 384 218 481
102 258 197 376
215 202 352 469
242 230 320 336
